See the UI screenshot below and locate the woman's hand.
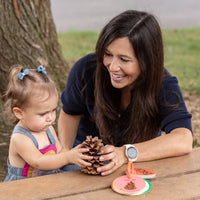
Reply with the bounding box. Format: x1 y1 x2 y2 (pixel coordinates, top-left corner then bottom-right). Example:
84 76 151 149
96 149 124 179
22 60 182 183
97 145 127 176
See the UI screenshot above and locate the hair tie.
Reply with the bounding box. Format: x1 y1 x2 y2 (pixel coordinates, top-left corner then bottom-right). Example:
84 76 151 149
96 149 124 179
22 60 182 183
37 65 47 74
18 69 29 80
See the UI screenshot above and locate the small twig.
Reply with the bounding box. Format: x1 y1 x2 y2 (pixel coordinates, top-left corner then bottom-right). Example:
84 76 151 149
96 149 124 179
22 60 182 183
13 0 21 18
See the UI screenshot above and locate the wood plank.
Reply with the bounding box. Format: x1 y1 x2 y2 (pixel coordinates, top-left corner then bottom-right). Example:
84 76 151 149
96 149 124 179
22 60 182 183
0 148 199 200
136 147 200 179
0 170 122 200
57 171 200 200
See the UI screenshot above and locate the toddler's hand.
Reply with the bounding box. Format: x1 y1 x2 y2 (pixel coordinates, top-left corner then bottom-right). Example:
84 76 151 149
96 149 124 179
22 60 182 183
69 144 93 167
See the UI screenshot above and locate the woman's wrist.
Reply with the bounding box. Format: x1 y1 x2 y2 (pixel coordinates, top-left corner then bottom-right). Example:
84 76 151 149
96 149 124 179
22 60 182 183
119 146 128 165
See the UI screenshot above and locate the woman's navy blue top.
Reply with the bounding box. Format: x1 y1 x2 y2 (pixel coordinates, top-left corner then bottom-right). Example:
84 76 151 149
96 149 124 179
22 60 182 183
61 53 192 145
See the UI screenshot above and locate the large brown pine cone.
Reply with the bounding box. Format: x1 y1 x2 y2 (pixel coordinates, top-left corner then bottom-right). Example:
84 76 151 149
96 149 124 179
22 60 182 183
81 135 105 175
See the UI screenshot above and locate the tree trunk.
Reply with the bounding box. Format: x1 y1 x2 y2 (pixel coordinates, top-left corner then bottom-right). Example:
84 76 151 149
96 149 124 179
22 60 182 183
0 0 69 130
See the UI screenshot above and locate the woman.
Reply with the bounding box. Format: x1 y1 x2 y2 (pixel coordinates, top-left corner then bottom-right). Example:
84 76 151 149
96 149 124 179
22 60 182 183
58 10 193 175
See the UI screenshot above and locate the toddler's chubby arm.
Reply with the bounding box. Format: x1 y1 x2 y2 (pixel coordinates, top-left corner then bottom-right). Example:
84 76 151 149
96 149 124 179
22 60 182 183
11 130 92 171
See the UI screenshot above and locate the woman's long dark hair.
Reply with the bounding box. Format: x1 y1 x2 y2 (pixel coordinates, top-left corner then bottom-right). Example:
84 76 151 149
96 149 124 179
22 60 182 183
95 10 164 146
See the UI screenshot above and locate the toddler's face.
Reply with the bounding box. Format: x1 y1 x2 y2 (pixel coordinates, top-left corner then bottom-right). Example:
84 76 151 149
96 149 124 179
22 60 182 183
20 90 58 133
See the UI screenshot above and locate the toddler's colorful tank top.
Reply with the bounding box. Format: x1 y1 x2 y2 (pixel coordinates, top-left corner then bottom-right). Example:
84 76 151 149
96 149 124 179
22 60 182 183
11 126 60 178
22 144 57 177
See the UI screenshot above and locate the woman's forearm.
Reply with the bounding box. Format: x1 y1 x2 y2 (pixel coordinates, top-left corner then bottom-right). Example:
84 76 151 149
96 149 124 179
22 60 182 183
58 109 81 149
134 128 193 162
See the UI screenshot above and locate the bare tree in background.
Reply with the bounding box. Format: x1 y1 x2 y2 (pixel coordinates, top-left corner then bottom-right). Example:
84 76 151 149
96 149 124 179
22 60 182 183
0 0 69 130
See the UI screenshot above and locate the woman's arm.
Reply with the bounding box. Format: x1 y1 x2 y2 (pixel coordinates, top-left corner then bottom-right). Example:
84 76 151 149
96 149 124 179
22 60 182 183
134 128 193 161
97 128 193 175
58 109 81 149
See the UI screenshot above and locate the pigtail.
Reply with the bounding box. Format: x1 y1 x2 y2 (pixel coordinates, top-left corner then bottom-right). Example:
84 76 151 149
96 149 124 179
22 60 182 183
4 65 25 122
37 57 48 68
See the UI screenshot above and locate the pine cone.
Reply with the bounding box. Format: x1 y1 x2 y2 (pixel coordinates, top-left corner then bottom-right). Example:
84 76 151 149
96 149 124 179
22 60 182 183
81 135 105 175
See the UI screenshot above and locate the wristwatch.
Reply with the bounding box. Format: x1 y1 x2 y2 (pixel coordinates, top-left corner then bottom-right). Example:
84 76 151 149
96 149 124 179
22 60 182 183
124 144 138 162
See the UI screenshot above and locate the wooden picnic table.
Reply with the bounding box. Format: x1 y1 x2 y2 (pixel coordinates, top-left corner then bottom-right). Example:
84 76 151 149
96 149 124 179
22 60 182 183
0 147 200 200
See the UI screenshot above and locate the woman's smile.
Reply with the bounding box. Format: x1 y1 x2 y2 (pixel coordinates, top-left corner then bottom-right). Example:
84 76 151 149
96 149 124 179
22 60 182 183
111 73 126 81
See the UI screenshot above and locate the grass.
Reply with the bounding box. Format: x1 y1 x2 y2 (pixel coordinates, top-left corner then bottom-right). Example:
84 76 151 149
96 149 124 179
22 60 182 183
162 27 200 94
58 27 200 94
58 31 99 60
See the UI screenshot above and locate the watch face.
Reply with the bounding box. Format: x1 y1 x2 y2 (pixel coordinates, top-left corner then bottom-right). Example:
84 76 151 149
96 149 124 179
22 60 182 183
127 147 138 159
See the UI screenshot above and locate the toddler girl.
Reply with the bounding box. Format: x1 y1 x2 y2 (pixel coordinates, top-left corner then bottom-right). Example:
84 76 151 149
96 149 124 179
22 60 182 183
4 60 92 181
